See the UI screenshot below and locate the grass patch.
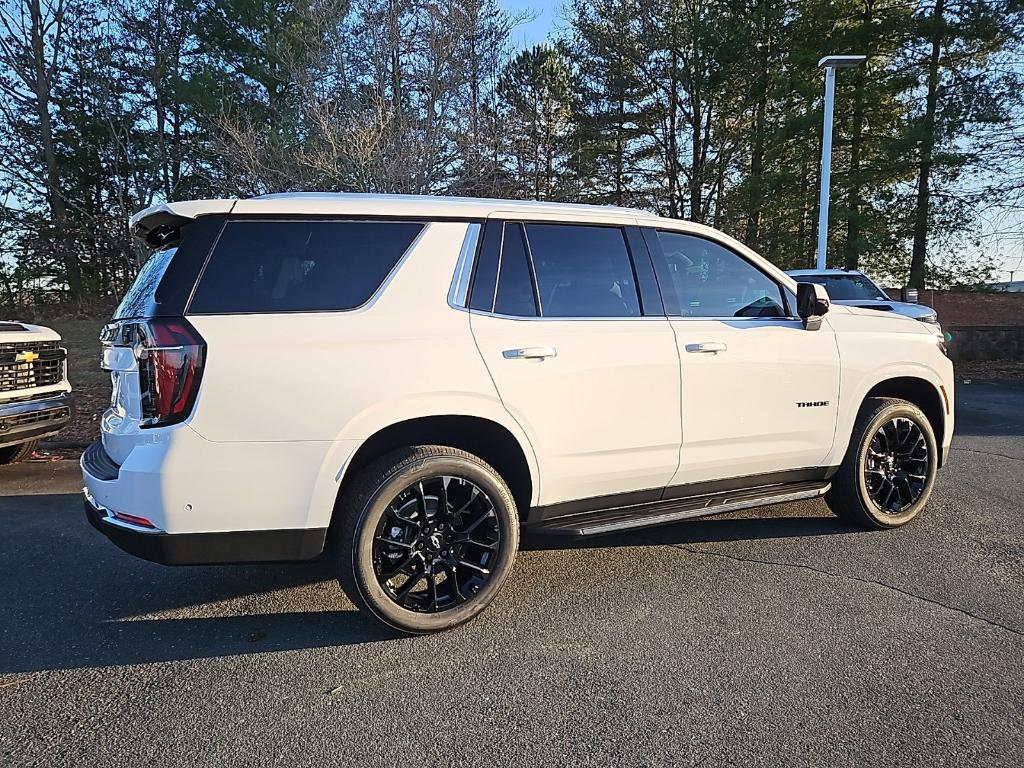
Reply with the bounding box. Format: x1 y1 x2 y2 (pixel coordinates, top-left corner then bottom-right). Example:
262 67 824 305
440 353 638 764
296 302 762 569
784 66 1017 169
55 317 108 389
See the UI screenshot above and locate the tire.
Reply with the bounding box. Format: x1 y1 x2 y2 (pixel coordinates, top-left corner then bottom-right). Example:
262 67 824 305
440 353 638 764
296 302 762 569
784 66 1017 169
826 397 938 529
0 440 39 465
335 445 520 634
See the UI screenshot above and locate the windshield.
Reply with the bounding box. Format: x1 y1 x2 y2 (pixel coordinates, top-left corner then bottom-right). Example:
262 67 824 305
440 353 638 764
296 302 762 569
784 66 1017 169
800 274 888 301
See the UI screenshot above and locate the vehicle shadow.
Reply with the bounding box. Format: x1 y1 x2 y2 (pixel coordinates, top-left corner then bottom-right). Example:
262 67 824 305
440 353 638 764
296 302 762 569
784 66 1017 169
2 493 854 675
521 510 858 551
1 493 398 675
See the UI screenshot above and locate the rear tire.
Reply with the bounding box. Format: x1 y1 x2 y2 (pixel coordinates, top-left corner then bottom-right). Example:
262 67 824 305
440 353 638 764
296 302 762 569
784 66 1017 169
826 397 937 529
0 440 39 465
334 445 520 634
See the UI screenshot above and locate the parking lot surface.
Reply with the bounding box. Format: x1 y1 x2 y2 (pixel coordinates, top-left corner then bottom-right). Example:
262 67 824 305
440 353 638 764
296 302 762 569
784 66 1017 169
1 382 1022 767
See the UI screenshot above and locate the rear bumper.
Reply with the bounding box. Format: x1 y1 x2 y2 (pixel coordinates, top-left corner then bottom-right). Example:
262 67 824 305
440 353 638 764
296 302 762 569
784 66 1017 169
0 392 73 449
80 428 350 563
83 490 326 565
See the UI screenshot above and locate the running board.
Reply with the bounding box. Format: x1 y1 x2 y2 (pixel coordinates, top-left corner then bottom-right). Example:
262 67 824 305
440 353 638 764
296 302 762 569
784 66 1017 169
530 481 831 537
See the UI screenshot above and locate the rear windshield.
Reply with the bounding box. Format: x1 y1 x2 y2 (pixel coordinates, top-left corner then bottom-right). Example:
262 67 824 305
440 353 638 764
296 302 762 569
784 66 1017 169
114 214 226 320
113 247 177 320
188 220 424 314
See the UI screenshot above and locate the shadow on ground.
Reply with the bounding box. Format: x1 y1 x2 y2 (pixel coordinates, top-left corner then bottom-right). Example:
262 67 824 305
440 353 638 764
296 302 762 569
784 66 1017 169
1 493 400 674
1 490 860 675
1 381 1010 674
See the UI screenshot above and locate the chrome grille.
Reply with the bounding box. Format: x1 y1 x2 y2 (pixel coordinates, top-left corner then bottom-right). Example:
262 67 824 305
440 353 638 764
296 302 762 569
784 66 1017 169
0 341 65 392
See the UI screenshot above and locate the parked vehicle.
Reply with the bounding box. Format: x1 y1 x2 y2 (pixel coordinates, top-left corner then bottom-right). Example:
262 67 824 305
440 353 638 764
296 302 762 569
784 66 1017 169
787 268 940 328
83 194 955 633
0 320 73 464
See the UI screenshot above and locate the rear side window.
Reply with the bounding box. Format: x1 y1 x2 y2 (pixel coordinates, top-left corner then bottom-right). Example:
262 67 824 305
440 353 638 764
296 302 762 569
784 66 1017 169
525 224 640 317
188 220 423 314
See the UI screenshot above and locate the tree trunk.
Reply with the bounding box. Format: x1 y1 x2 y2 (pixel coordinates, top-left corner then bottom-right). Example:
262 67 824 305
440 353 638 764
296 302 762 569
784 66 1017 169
843 1 871 270
690 98 702 222
745 43 768 244
797 151 810 265
843 65 865 269
615 85 624 206
29 0 82 302
909 0 944 289
668 46 679 218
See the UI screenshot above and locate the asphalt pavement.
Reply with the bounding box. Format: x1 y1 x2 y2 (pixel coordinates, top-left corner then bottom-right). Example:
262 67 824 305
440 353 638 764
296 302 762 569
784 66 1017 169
1 382 1022 767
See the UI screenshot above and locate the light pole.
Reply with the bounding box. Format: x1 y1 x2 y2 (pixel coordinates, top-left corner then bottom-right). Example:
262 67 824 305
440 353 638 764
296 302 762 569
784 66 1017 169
815 54 867 271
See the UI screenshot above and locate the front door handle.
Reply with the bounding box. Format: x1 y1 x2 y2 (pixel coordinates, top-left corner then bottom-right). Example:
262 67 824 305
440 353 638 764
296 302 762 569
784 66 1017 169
503 347 557 360
685 341 727 354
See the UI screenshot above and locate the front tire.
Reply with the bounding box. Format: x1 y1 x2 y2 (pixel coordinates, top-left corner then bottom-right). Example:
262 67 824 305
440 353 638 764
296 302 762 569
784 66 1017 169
335 445 520 634
0 440 38 465
826 397 938 529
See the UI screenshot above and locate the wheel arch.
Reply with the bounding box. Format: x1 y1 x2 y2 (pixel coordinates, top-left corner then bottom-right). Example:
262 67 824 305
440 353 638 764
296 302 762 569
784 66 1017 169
330 415 536 528
863 376 947 466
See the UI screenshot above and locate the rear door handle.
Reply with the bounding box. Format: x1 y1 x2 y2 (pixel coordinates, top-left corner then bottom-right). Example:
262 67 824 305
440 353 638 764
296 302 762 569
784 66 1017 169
685 342 727 354
503 347 557 360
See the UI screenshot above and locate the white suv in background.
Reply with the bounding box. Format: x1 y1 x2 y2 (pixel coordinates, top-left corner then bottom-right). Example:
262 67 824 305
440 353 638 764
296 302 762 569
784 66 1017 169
83 194 954 634
0 320 73 464
787 268 941 328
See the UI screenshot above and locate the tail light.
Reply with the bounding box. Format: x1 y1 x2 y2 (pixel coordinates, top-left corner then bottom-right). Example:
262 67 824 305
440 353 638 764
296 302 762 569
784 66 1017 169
134 319 206 428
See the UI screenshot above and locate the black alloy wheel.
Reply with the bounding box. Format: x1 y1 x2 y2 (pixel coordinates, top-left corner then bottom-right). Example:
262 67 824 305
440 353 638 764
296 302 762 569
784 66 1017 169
863 417 930 514
336 445 520 634
825 397 939 530
372 475 501 613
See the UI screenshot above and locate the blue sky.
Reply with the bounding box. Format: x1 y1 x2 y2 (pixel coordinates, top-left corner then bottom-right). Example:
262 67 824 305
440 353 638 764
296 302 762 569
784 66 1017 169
500 0 558 47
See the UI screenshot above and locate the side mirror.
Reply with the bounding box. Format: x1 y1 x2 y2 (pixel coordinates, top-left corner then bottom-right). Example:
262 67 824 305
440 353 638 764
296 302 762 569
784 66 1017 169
901 286 919 304
797 282 830 331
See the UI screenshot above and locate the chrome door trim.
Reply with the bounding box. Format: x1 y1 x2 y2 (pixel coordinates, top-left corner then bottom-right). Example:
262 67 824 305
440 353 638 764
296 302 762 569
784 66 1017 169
448 222 482 310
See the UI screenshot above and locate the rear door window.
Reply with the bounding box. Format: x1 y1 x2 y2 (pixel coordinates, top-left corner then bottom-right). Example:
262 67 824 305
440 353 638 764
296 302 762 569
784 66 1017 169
494 223 539 317
188 220 423 314
524 224 641 317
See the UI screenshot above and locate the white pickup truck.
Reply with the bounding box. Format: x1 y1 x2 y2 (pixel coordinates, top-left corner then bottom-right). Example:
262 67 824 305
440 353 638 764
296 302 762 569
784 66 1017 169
0 320 73 463
83 193 954 634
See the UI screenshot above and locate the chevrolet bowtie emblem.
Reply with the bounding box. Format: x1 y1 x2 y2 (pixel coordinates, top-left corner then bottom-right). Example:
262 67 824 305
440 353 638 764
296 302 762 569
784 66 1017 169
14 350 39 363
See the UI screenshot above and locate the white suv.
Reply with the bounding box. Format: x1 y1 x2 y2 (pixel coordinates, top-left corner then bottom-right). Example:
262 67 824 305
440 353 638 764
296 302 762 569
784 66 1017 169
83 194 954 633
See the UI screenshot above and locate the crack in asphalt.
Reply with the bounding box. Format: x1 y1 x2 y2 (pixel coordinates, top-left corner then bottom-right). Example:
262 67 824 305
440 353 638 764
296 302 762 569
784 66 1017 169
950 446 1024 463
657 541 1024 639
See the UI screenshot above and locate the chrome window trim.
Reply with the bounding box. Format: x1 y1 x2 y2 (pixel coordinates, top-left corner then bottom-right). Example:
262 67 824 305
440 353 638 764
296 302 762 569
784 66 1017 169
468 309 798 323
448 222 481 310
448 216 804 323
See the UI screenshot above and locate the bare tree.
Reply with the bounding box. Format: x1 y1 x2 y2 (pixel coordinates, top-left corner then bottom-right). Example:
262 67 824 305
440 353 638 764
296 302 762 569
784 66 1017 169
0 0 82 300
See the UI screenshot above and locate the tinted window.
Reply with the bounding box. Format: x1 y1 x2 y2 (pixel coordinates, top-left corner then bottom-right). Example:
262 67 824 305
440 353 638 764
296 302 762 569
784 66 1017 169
469 220 502 311
189 220 423 313
654 231 786 318
494 224 538 316
525 224 640 317
114 247 177 320
799 274 887 301
114 215 226 320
